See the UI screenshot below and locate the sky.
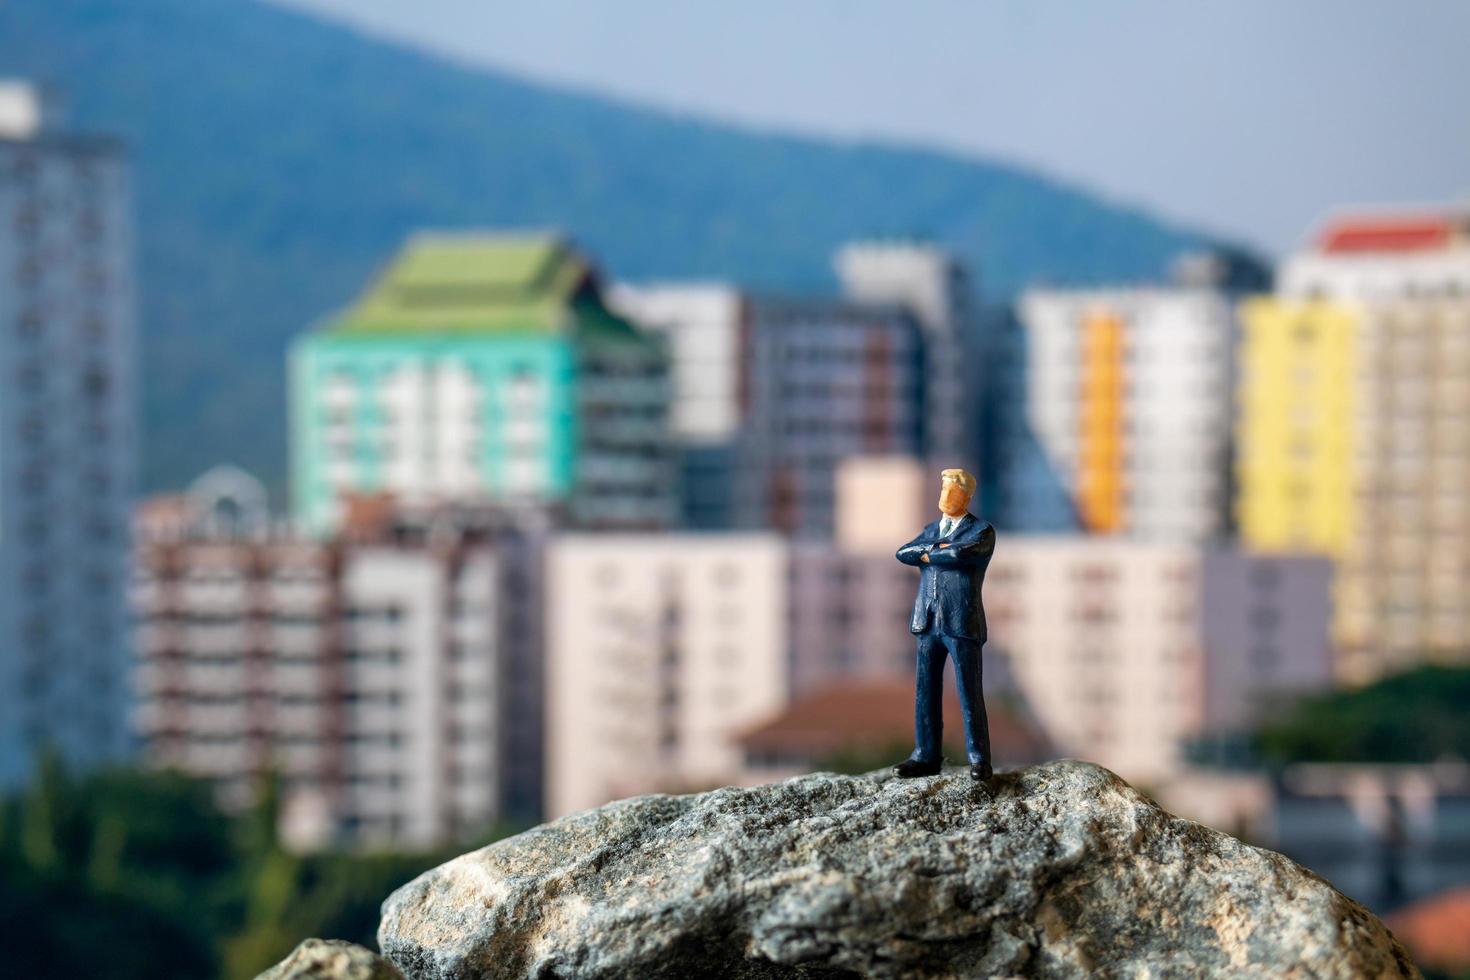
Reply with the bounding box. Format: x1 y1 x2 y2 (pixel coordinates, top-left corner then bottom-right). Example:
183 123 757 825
273 0 1470 255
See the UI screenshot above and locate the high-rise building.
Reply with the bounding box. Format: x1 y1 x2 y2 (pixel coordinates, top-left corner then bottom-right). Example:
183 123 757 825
736 296 924 536
835 241 976 464
291 232 675 535
1235 299 1357 556
0 82 137 788
984 307 1078 533
606 284 744 529
1240 209 1470 681
133 470 546 846
1017 287 1238 542
544 534 787 817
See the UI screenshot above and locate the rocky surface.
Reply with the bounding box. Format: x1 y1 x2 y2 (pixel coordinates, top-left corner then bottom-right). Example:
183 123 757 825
378 761 1417 978
257 939 406 980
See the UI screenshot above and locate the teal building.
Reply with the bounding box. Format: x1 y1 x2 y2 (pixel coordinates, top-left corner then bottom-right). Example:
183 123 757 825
290 233 673 533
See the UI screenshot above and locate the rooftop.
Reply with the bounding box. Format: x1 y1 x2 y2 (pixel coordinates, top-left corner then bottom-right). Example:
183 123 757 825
328 232 635 336
1314 209 1470 255
737 678 1054 765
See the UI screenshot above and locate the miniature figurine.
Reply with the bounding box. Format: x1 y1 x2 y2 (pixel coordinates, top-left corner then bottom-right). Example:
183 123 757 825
893 468 996 781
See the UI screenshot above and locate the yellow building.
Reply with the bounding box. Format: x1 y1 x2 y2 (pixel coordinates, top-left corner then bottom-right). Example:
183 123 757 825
1236 298 1357 557
1239 295 1470 683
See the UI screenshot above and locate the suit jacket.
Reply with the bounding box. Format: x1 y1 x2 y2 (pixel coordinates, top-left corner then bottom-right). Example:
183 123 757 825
895 513 996 641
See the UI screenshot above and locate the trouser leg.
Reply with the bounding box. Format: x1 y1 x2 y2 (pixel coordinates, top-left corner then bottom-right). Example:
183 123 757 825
946 635 991 766
911 631 945 763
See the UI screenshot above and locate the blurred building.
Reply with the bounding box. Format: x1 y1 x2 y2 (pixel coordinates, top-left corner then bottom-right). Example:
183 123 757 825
0 81 137 788
290 232 675 535
607 283 743 529
984 538 1333 783
612 247 959 538
1235 298 1356 556
1240 208 1470 682
1198 552 1336 734
1269 761 1470 915
983 306 1078 533
736 295 924 536
832 455 929 557
133 469 546 847
835 240 976 466
787 545 920 694
1016 286 1237 541
1279 209 1470 300
545 534 787 817
735 678 1054 783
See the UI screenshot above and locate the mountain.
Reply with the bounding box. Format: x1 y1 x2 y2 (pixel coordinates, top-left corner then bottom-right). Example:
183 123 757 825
0 0 1222 492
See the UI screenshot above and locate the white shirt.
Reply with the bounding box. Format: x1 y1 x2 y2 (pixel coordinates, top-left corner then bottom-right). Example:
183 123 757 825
939 515 962 538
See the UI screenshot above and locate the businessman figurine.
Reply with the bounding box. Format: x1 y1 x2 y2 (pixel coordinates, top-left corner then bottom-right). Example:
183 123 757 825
894 468 996 781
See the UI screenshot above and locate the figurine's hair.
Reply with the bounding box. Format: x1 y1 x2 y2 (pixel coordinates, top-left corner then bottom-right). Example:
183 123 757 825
940 468 977 494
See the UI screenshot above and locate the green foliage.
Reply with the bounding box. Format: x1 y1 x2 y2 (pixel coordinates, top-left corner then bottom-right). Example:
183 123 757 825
1252 665 1470 765
0 759 516 980
0 0 1220 492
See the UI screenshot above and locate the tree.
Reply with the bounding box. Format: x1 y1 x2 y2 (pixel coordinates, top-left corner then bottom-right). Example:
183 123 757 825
1253 665 1470 765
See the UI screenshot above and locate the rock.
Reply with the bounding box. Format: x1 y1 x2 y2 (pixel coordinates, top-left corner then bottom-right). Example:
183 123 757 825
257 939 406 980
379 760 1418 979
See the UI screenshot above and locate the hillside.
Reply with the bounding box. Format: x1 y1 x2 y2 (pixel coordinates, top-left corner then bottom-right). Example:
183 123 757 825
0 0 1219 491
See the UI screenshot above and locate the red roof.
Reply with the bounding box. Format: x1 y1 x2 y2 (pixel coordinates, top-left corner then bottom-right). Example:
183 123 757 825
1386 887 1470 971
1318 216 1456 254
737 678 1054 765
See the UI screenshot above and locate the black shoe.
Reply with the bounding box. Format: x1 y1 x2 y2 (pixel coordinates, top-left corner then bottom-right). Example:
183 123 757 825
894 758 942 778
970 761 994 781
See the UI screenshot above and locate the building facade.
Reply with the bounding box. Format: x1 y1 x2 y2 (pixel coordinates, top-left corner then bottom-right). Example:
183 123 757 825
607 283 744 529
835 241 976 465
1017 287 1237 542
735 296 924 537
133 472 545 847
1279 210 1470 301
983 538 1332 783
544 535 787 817
1198 551 1336 734
1240 209 1470 682
291 233 675 535
0 82 137 788
1235 298 1357 556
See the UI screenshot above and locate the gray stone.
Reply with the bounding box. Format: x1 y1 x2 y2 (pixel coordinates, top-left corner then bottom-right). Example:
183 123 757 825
379 760 1418 978
257 938 406 980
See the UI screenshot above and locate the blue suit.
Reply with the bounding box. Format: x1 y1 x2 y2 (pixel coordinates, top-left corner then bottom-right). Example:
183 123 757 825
896 513 995 766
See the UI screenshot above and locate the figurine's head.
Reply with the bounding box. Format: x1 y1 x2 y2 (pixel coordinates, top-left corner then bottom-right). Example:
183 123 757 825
937 468 976 518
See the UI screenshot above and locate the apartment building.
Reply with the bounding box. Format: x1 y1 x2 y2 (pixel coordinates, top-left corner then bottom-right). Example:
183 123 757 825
133 470 545 847
1240 209 1470 681
983 538 1332 783
0 81 137 787
1279 210 1470 301
1017 287 1237 542
735 296 924 536
544 534 787 817
607 283 744 529
835 240 977 465
291 232 675 534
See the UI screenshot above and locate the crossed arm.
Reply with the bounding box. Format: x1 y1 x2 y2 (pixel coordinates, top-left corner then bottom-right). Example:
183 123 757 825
896 526 995 567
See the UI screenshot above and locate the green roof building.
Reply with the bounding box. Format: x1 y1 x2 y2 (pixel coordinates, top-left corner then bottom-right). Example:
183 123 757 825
290 232 674 532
